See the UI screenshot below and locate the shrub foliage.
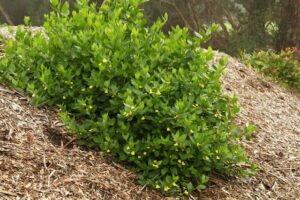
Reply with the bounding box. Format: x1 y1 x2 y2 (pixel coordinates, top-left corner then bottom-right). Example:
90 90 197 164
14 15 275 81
0 0 254 194
243 50 300 91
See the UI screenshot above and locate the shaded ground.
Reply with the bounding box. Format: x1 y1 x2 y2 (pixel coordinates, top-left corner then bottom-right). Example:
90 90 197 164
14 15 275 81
0 29 299 199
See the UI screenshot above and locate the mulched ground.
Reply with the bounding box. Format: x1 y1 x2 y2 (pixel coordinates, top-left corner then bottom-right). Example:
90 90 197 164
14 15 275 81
0 28 299 199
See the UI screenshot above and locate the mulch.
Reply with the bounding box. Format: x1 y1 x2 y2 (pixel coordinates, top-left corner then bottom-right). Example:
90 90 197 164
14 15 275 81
0 27 299 200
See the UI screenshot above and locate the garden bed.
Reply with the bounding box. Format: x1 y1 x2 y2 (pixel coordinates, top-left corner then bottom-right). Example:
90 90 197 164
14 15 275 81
0 49 299 199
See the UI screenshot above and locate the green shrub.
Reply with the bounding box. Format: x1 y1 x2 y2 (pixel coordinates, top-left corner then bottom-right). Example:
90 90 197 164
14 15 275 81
0 0 254 195
242 50 300 90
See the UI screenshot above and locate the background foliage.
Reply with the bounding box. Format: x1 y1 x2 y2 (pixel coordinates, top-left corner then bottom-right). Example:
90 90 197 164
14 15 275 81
144 0 300 55
242 49 300 91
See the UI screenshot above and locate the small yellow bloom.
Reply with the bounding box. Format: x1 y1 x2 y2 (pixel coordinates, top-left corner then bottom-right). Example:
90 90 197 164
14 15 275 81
89 85 93 89
216 156 220 160
107 149 110 153
32 93 36 97
155 185 160 189
131 151 135 156
81 88 86 92
196 143 200 147
138 156 141 159
126 146 130 150
163 186 170 191
155 110 159 113
152 164 159 168
143 152 147 155
184 190 189 195
156 91 161 96
141 116 145 120
63 96 66 99
103 58 108 63
166 127 171 132
174 143 178 147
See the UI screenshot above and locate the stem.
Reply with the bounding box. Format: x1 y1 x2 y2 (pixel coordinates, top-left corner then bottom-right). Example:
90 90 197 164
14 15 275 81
0 2 14 25
161 0 196 33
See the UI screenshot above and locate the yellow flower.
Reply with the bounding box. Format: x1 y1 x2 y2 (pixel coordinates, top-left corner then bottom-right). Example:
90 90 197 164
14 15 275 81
81 88 86 92
63 96 66 99
184 190 189 195
156 91 161 96
131 151 135 156
163 186 170 191
143 152 147 155
32 93 36 97
155 185 160 189
141 116 145 120
196 143 200 147
107 149 110 153
174 143 178 147
138 156 141 159
103 58 108 63
166 127 171 132
89 85 93 89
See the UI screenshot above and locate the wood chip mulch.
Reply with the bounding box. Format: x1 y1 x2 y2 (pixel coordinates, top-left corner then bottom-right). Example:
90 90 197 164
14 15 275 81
0 28 299 199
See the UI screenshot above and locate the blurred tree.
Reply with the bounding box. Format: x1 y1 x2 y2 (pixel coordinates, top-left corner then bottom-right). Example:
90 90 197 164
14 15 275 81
275 0 300 50
144 0 300 55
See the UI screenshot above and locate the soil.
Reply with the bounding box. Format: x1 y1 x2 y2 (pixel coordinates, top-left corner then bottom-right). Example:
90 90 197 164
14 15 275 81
0 29 299 199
